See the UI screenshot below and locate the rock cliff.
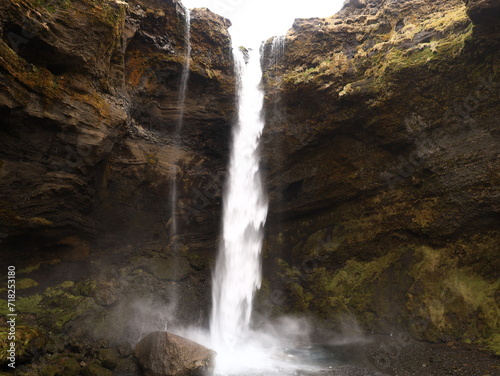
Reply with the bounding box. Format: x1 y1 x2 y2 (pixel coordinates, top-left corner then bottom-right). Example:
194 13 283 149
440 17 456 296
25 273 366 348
0 0 235 372
0 0 499 373
260 0 499 353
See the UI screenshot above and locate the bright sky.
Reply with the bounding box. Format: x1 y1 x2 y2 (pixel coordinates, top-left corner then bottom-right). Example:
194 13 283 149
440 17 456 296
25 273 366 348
182 0 345 47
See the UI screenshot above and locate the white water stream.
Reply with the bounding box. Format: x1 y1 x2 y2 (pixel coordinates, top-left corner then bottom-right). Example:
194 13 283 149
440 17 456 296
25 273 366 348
210 45 269 372
169 3 362 375
169 24 374 376
169 7 191 250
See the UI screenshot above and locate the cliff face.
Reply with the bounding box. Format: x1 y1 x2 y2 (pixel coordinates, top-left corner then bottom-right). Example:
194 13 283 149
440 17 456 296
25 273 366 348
1 0 499 372
0 0 234 248
261 0 499 352
0 0 234 370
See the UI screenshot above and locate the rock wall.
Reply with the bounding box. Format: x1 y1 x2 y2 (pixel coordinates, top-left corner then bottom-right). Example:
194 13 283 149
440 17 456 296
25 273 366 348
0 0 235 372
260 0 499 353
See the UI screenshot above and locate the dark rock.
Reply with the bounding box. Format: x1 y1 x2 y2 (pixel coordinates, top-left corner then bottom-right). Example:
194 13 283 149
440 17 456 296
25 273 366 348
0 0 235 261
148 256 193 281
0 0 234 354
466 0 500 27
261 0 500 353
98 348 119 370
134 331 215 376
81 363 113 376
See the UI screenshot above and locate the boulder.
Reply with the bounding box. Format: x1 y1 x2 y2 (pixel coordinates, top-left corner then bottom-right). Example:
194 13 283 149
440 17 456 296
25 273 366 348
134 332 215 376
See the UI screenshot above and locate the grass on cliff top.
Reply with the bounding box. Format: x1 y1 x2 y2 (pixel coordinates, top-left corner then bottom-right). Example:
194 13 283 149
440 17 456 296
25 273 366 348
30 0 71 12
281 4 472 89
28 0 125 24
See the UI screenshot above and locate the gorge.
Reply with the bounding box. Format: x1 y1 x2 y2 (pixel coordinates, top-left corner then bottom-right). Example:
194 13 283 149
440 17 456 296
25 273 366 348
0 0 499 375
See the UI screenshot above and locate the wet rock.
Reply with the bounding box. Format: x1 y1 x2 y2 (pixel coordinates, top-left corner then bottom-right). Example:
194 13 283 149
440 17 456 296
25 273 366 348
134 331 215 376
466 0 500 27
149 256 193 281
0 0 235 258
98 348 119 370
261 0 500 352
81 363 113 376
93 281 121 306
60 357 82 376
0 0 234 363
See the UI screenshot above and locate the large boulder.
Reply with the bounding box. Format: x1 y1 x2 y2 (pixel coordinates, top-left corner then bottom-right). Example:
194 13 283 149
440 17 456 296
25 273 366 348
134 332 215 376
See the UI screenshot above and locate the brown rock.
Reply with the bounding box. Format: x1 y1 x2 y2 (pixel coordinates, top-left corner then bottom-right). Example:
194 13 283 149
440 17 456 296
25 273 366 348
260 0 499 350
135 332 215 376
0 0 235 265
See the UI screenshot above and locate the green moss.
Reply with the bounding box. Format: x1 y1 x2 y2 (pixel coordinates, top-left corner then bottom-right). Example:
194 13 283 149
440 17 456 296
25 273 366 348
19 263 41 274
42 293 95 328
81 363 113 376
59 281 75 289
17 278 39 290
10 280 98 330
0 300 7 316
16 295 43 314
40 364 63 376
484 334 500 356
276 258 302 279
30 0 71 12
310 250 402 320
0 326 43 364
75 280 97 296
407 246 500 342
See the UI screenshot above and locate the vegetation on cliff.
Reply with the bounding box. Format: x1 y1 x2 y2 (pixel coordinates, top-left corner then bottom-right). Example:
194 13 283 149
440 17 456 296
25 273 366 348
261 0 499 354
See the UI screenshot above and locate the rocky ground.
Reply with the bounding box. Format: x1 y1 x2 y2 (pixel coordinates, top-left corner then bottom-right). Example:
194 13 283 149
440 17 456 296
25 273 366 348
295 336 500 376
3 331 499 375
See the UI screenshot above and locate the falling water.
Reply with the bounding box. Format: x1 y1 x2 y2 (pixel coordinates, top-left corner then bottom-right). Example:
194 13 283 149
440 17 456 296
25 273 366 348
166 7 191 318
270 35 286 67
210 45 268 367
179 34 372 376
176 7 192 133
169 7 191 250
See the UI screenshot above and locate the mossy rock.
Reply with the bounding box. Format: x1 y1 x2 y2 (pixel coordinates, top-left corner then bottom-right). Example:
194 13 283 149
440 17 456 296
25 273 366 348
484 334 500 356
17 278 39 290
81 363 113 376
97 348 119 370
275 237 499 348
18 263 42 274
40 363 64 376
60 357 81 376
38 356 81 376
5 281 100 331
0 326 45 365
148 256 192 281
74 280 98 297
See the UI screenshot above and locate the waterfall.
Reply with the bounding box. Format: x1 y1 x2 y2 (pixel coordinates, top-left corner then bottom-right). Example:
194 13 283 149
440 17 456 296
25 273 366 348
210 45 268 360
267 35 286 150
270 35 286 68
169 7 191 249
176 8 192 134
167 6 191 316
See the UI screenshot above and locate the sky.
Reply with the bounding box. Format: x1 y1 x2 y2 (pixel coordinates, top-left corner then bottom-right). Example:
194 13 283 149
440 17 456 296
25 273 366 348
182 0 346 47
